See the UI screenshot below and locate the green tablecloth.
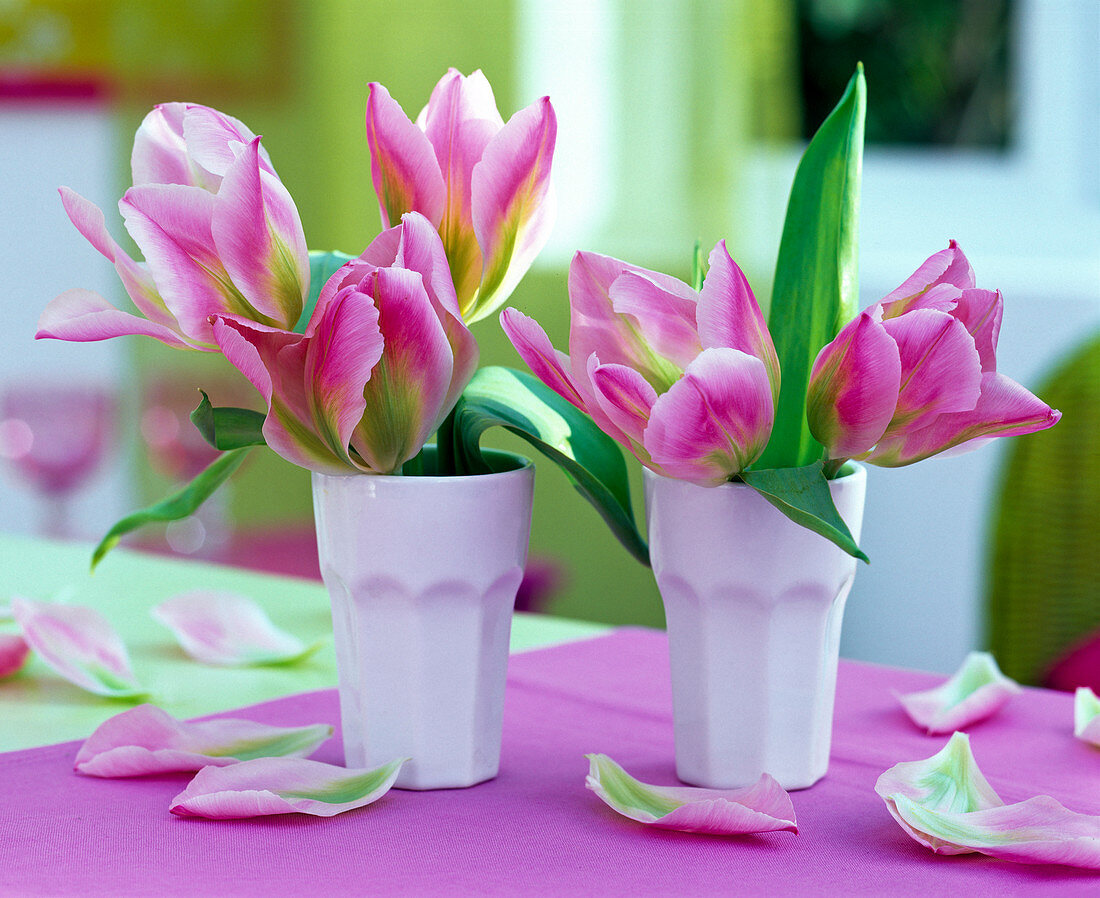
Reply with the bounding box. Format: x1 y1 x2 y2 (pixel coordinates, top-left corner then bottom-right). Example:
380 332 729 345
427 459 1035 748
0 534 609 752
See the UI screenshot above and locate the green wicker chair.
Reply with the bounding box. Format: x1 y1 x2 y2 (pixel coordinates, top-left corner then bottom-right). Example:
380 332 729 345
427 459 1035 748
985 330 1100 686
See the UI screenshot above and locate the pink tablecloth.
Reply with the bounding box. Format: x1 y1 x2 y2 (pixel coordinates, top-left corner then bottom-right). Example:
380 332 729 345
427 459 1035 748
1 629 1098 896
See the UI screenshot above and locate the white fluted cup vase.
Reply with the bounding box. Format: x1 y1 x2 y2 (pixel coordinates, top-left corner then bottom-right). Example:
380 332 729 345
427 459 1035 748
644 464 866 790
312 450 534 790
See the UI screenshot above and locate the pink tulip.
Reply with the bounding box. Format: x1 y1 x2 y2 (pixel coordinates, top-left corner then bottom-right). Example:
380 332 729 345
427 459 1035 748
807 241 1060 467
502 241 778 486
365 69 556 323
213 212 477 475
37 103 309 351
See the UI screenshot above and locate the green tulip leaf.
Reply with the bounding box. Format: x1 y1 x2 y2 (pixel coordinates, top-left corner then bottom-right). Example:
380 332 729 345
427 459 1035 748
91 448 252 571
758 64 865 469
191 391 267 450
740 461 868 561
295 250 355 334
444 366 649 566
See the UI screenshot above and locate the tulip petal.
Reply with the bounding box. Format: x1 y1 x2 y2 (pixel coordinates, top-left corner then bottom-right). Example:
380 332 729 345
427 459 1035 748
469 96 557 322
419 70 502 309
0 632 30 679
696 240 780 398
882 308 983 431
390 212 479 412
1075 687 1100 747
609 270 701 370
182 104 272 181
303 286 386 467
57 187 182 336
211 137 308 328
869 372 1061 466
170 756 405 819
365 81 445 229
75 704 333 776
36 288 193 349
891 793 1100 869
152 591 322 666
352 267 454 473
585 754 797 835
952 288 1003 373
131 103 196 187
499 308 587 409
807 311 901 459
11 598 145 698
121 184 263 342
568 251 684 392
589 361 658 451
644 348 773 485
212 315 362 474
896 652 1021 734
876 731 1100 868
875 732 1004 854
880 240 976 311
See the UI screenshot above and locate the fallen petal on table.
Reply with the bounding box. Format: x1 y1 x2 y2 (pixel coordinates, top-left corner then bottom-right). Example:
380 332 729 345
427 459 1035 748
584 753 797 834
76 704 333 776
170 756 405 818
876 732 1100 868
153 591 322 666
896 651 1020 734
11 597 146 698
1 632 30 678
1075 687 1100 748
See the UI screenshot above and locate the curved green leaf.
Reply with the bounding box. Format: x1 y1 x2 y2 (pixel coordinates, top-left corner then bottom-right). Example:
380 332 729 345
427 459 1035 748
758 64 865 469
740 461 868 562
295 250 355 334
447 366 649 566
191 391 267 450
91 449 251 571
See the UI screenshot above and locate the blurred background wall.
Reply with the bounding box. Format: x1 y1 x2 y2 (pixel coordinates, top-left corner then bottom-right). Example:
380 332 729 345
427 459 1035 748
1 0 1096 674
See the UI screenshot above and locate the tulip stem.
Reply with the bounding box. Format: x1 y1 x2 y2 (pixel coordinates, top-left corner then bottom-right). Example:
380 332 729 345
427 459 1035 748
823 457 848 479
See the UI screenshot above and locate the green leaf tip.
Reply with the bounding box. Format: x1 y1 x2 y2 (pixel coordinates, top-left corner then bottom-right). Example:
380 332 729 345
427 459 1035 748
758 63 866 471
741 462 868 562
90 448 252 572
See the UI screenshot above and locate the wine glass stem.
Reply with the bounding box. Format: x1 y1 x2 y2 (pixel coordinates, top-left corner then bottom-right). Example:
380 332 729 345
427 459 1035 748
41 495 72 540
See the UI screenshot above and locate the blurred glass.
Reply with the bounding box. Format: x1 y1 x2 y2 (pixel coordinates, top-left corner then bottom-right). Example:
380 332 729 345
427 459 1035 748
0 384 114 538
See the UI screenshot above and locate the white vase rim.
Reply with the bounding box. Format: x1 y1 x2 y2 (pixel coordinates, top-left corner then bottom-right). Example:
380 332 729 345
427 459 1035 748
313 446 533 484
643 461 866 491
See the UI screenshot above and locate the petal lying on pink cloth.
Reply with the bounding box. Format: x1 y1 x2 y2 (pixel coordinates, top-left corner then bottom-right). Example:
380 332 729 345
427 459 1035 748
896 652 1021 734
170 756 405 819
11 598 145 698
584 754 797 835
875 732 1005 855
1074 687 1100 748
876 732 1100 868
75 704 333 776
0 632 30 679
152 592 322 666
892 793 1100 869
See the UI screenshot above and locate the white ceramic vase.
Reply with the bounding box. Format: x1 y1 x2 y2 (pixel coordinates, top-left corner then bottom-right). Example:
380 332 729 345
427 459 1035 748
644 465 866 790
312 450 534 790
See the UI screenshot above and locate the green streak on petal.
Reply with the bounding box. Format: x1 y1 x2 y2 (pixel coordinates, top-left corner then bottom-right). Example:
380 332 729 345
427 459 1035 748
586 754 681 819
912 732 1001 813
1075 687 1100 738
205 724 333 761
279 757 405 804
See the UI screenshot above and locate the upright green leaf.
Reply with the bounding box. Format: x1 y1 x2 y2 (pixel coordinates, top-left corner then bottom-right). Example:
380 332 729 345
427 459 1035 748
448 366 649 566
757 65 865 470
191 391 267 450
740 462 867 561
295 251 355 334
91 449 252 571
